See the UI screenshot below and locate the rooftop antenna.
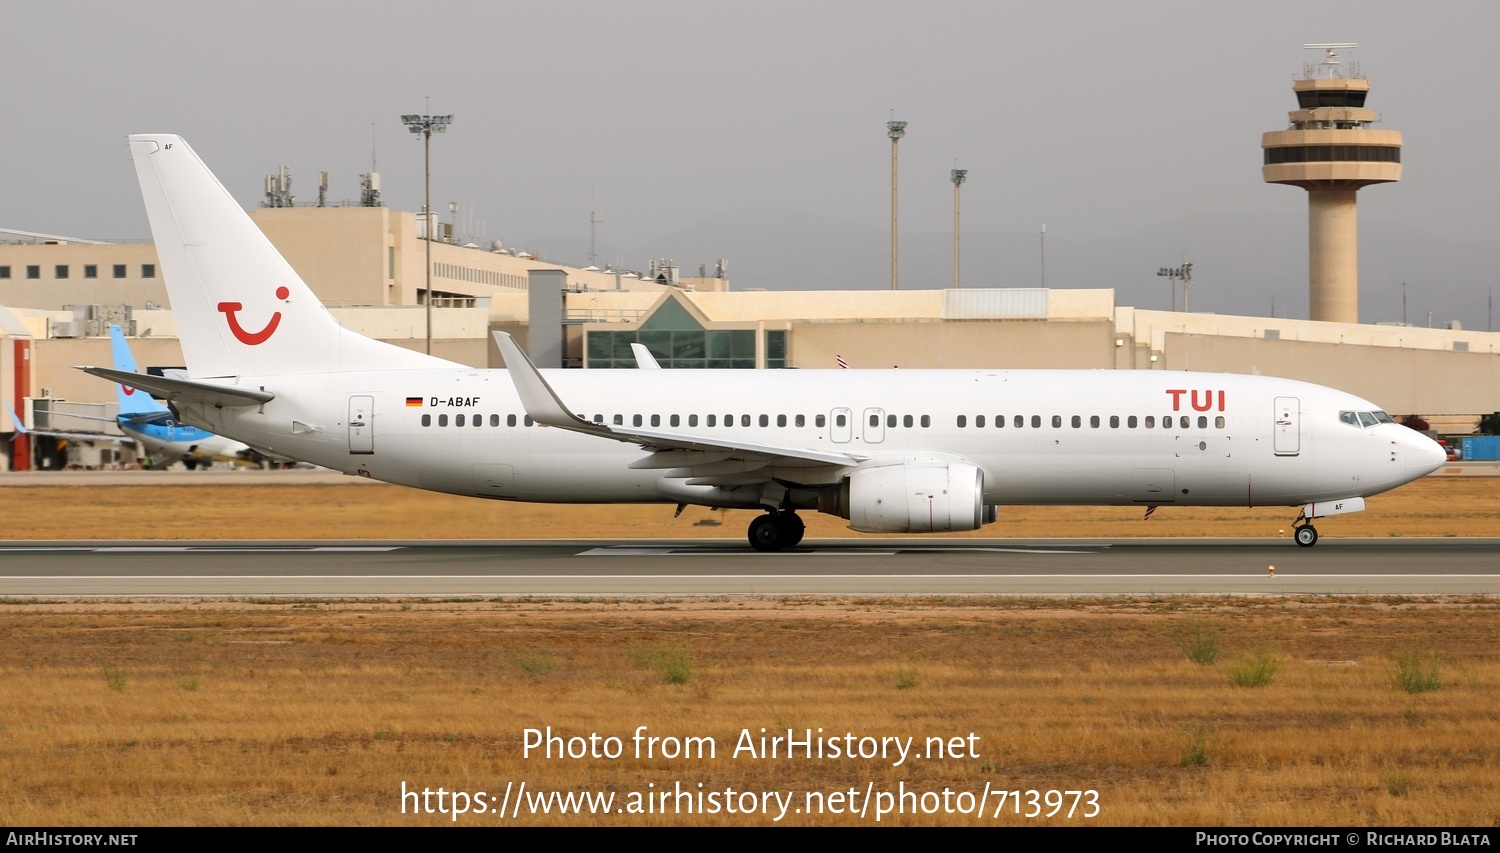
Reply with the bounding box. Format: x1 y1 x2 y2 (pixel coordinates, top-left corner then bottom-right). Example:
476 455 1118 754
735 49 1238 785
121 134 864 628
360 123 381 207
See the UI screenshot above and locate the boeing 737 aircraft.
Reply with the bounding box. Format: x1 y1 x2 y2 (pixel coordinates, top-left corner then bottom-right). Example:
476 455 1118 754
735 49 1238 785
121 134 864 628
105 324 252 468
83 135 1446 550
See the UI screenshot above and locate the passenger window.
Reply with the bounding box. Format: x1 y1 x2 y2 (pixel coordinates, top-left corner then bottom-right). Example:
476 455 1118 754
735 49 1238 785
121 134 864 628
795 415 805 428
1197 416 1208 429
651 414 661 427
834 414 845 427
689 414 699 427
1128 416 1137 428
741 414 751 427
490 414 500 427
1091 416 1101 428
508 414 518 427
1052 415 1062 428
760 414 770 427
903 414 913 428
438 414 448 427
1215 416 1225 429
975 415 985 428
1071 415 1081 428
421 414 431 427
921 415 930 427
456 414 466 427
1031 415 1041 428
886 414 896 428
669 414 680 427
996 416 1005 429
1144 416 1154 428
778 414 788 427
1179 416 1190 429
1015 415 1024 428
613 414 623 425
707 415 717 427
633 415 643 427
524 415 534 427
870 414 880 427
957 415 967 428
816 415 826 428
474 415 482 428
1110 415 1120 428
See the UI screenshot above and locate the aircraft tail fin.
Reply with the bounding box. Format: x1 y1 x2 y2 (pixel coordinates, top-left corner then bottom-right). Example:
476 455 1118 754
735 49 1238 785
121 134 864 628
108 324 168 416
5 403 28 435
126 134 455 378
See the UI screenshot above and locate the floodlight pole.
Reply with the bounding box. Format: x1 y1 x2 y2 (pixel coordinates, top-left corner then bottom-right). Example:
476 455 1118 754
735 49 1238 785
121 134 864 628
888 119 906 290
401 112 453 354
1158 263 1192 312
950 168 967 289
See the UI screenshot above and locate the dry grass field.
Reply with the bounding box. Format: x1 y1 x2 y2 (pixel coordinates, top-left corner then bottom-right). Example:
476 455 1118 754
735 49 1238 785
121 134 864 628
1 599 1498 826
2 475 1498 826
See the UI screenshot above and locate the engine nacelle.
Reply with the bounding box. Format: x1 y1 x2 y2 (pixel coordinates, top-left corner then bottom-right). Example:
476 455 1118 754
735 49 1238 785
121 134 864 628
828 462 986 533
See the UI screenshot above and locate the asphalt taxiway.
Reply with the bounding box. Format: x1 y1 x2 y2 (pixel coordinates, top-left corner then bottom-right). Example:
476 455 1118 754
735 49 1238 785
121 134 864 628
1 538 1497 597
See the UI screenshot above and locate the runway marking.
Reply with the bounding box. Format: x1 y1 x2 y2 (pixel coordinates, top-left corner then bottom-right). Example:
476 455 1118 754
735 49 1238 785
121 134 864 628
0 547 403 553
579 546 1104 557
6 573 1498 580
580 548 896 556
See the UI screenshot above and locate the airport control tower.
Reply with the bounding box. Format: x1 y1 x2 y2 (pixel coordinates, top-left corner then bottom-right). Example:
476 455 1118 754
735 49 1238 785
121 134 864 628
1262 44 1401 324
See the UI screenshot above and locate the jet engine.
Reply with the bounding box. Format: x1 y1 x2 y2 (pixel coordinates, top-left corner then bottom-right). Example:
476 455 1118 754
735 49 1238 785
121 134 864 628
820 463 986 533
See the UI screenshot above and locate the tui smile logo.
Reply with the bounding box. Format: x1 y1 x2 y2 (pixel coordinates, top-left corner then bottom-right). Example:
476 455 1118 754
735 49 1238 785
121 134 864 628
218 286 290 345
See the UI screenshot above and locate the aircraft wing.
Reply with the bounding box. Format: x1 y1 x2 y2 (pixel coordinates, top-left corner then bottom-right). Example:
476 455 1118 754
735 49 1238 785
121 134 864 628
494 332 866 473
79 367 275 408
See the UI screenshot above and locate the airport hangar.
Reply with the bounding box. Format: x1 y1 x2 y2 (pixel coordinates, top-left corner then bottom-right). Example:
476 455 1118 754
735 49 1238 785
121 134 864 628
2 203 1499 470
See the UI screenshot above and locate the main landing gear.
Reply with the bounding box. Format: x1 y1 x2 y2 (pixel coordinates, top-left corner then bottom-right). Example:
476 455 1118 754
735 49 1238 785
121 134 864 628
748 511 805 552
1293 523 1318 548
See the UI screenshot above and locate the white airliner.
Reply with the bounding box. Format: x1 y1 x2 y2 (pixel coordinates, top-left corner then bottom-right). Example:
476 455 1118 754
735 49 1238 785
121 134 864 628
84 135 1446 550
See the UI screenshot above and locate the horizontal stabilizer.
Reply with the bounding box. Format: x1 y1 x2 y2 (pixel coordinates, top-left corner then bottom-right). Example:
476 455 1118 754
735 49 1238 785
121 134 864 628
79 367 274 408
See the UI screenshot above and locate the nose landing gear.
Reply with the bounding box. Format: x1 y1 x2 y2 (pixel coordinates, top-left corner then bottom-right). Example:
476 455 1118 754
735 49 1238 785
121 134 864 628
748 511 806 552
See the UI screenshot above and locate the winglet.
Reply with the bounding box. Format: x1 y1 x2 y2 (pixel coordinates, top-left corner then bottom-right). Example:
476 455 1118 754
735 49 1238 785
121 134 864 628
630 343 662 369
492 332 597 430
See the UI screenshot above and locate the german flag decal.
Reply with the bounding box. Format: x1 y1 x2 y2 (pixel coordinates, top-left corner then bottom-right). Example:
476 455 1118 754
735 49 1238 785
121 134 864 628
406 396 423 407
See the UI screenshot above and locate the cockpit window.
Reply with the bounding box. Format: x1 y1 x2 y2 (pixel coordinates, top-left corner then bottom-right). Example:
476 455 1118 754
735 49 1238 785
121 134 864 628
1339 411 1359 427
1372 411 1394 424
1358 412 1378 428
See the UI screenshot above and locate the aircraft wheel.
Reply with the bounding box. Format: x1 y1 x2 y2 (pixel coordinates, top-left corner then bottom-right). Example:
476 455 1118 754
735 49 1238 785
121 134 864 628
775 512 805 548
748 514 784 552
183 459 198 471
1294 524 1318 548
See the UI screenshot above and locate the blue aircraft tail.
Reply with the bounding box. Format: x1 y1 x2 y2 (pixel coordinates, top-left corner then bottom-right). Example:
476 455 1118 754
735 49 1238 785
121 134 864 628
109 325 170 418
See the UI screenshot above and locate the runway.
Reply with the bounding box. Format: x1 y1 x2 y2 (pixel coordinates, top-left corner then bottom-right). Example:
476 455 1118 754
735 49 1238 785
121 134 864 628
1 537 1498 597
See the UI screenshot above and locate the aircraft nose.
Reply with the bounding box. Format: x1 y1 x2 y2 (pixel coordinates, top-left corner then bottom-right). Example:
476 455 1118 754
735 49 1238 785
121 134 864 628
1406 431 1447 477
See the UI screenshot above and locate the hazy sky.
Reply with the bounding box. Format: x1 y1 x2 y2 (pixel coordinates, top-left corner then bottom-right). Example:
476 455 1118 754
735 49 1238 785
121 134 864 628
5 1 1499 318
